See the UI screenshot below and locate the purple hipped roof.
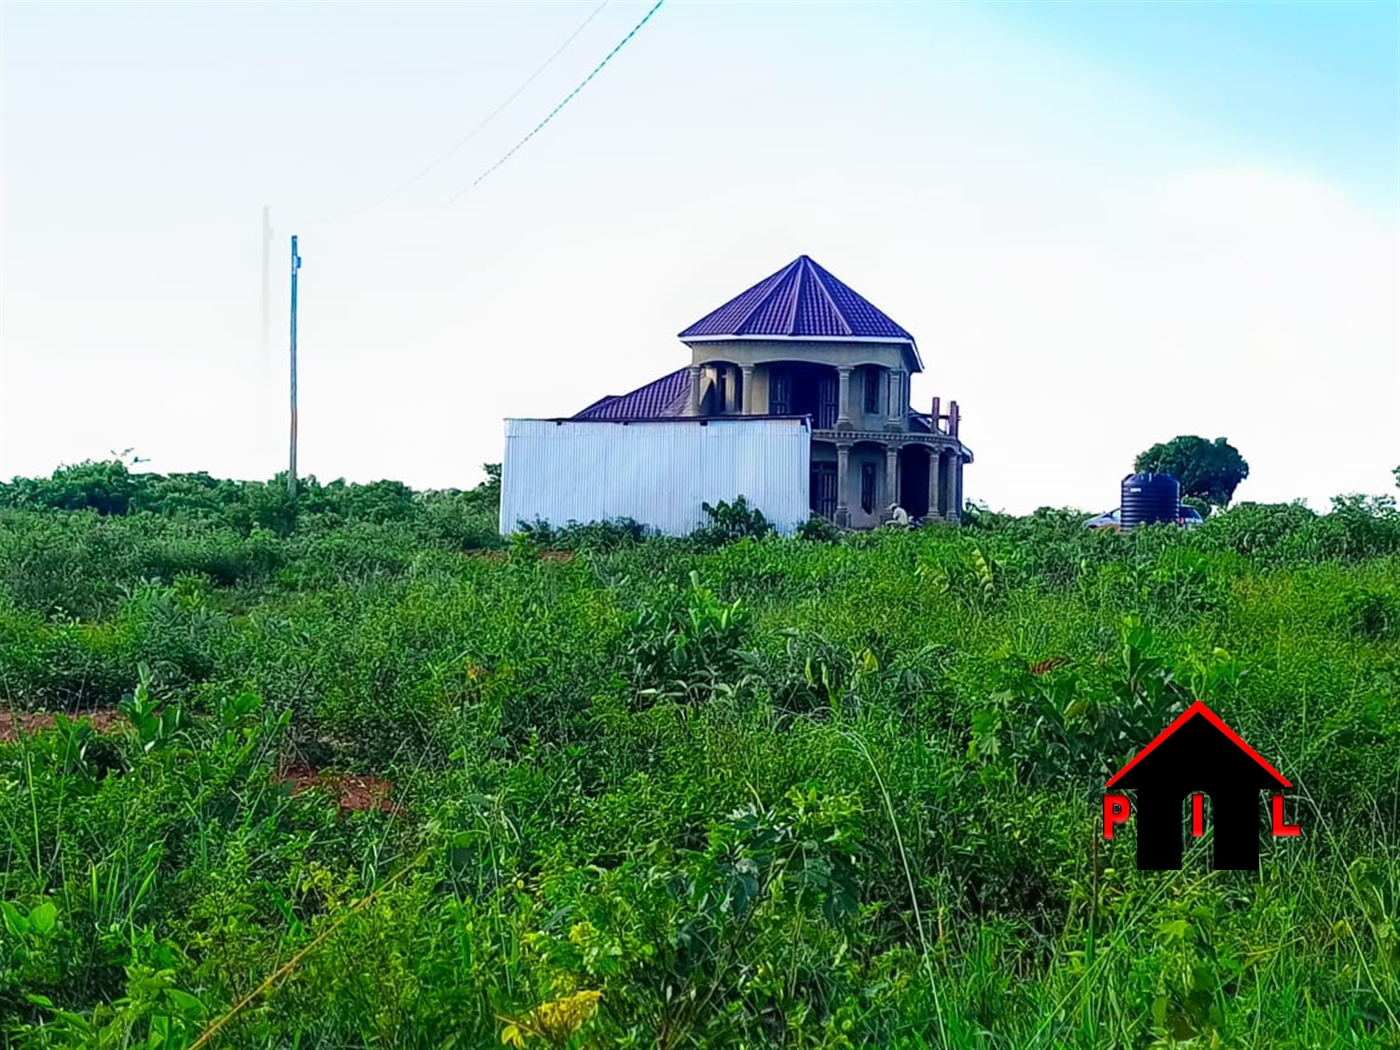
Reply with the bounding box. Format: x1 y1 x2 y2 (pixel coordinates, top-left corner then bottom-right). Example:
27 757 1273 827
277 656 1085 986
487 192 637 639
573 367 691 420
679 256 916 345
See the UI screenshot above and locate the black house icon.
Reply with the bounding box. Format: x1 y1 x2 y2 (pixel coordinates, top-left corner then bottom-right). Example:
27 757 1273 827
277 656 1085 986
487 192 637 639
1106 701 1291 870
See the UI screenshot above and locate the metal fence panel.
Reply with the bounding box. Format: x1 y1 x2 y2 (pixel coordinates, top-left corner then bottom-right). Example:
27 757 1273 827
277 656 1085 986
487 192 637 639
500 417 812 537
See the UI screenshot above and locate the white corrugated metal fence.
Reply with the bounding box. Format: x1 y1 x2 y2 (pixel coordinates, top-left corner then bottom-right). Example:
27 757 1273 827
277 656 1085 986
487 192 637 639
500 417 811 537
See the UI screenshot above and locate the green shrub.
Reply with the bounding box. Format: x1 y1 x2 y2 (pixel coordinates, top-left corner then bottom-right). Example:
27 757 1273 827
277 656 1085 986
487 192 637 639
691 496 773 549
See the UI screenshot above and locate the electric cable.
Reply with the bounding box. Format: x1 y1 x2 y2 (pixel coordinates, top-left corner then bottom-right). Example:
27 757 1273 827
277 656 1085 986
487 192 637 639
445 0 665 206
288 1 612 225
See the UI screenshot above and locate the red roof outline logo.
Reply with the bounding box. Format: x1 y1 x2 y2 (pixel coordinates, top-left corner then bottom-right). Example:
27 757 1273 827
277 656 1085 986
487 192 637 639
1104 700 1291 789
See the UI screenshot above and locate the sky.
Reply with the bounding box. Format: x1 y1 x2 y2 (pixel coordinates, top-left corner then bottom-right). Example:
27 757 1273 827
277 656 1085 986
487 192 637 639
2 0 1396 514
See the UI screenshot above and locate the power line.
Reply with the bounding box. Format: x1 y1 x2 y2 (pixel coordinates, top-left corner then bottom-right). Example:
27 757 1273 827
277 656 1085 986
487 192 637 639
445 0 666 206
290 1 612 226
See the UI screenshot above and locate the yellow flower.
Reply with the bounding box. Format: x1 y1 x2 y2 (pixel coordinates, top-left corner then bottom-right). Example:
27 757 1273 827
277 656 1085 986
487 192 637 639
498 990 603 1047
568 920 598 945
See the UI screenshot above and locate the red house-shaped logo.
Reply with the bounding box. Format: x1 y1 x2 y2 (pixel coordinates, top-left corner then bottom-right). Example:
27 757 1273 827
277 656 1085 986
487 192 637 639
1103 701 1299 870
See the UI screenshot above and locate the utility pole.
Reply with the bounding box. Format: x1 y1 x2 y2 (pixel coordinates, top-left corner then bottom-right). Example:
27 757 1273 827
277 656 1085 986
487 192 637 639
288 235 301 499
262 208 273 474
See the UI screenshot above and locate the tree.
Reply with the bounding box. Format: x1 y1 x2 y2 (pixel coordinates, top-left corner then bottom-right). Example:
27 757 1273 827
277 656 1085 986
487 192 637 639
1134 436 1249 509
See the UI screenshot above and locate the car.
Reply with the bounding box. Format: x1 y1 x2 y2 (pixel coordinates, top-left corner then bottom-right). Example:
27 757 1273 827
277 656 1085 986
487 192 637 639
1084 506 1203 530
1177 506 1204 529
1084 509 1121 531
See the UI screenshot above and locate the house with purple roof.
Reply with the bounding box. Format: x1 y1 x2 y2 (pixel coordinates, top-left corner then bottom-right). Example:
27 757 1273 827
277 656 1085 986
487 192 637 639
501 257 971 535
568 256 972 529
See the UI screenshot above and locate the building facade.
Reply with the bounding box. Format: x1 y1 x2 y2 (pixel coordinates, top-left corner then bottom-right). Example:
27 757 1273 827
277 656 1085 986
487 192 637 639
574 255 972 529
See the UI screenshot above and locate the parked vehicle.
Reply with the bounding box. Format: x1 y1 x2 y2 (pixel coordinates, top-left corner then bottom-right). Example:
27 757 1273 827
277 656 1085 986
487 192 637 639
1084 509 1121 531
1084 506 1202 531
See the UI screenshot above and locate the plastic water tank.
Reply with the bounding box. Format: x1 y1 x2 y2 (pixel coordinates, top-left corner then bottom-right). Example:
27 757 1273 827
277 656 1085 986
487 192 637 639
1121 473 1180 530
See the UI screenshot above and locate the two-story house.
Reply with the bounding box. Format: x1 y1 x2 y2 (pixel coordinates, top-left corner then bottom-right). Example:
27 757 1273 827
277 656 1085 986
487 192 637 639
573 255 972 528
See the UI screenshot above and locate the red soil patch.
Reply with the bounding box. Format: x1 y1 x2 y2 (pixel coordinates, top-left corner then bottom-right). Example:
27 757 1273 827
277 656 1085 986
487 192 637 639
0 708 123 743
1 712 397 816
1029 657 1071 675
540 550 575 563
277 765 398 814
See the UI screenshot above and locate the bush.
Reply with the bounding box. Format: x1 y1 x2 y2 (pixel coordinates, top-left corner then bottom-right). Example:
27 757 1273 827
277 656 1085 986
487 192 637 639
515 517 647 552
795 515 841 543
691 496 773 549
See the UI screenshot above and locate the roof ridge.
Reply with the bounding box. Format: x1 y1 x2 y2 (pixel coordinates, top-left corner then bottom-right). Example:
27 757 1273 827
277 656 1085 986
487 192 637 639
805 256 854 337
737 258 802 336
678 256 918 365
784 259 803 334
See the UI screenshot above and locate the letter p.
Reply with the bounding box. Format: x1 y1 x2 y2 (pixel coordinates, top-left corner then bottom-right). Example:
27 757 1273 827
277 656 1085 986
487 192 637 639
1103 793 1131 839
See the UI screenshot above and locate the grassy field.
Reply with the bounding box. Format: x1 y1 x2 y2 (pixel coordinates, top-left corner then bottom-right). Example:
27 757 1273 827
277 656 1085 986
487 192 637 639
1 461 1398 1049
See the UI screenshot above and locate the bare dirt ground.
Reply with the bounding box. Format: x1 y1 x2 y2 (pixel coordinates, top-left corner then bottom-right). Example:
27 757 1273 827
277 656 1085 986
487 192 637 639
2 708 398 814
0 708 123 741
276 765 399 814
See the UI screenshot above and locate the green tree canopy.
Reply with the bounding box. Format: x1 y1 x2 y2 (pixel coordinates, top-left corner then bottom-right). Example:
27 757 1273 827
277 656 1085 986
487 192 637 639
1134 436 1249 508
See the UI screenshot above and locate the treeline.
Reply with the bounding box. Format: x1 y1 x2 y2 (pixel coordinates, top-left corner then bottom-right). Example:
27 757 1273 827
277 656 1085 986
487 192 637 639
0 459 503 542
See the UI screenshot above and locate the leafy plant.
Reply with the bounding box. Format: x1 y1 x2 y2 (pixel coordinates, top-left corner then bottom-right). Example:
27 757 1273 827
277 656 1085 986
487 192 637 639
691 497 773 549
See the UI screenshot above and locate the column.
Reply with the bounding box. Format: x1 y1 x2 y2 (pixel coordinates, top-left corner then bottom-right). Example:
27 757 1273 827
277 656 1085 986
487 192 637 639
929 449 942 519
836 366 852 427
741 365 755 415
835 443 851 527
688 365 702 417
887 370 904 428
885 445 900 509
943 453 957 521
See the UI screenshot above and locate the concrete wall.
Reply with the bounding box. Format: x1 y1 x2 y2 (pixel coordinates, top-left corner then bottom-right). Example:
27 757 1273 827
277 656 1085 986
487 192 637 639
699 358 906 432
687 338 912 374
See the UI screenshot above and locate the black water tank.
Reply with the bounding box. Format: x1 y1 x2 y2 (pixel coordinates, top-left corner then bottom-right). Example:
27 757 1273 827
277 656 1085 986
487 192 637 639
1121 472 1180 530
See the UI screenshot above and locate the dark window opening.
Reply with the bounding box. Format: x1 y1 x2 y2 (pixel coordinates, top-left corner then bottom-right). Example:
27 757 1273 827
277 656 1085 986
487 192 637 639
817 377 838 429
863 371 880 414
715 372 727 413
811 462 837 519
770 375 791 415
860 463 876 513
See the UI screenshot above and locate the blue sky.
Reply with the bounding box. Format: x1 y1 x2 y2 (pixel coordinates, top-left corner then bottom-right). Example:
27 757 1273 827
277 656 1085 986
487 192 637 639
988 1 1397 208
2 1 1396 513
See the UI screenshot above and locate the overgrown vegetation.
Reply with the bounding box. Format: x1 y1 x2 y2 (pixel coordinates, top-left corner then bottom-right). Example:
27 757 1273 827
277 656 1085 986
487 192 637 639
2 462 1399 1048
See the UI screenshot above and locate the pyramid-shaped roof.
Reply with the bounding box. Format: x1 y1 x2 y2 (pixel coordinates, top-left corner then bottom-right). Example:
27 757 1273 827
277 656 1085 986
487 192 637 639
679 256 920 366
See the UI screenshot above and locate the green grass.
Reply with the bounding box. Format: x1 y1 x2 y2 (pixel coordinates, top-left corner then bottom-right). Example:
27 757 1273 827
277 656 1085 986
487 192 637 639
1 468 1398 1049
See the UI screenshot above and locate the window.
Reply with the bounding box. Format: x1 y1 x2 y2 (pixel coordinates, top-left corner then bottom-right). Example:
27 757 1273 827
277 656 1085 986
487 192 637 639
863 370 880 414
715 371 728 413
770 375 791 415
817 377 838 429
811 462 837 518
861 463 876 513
